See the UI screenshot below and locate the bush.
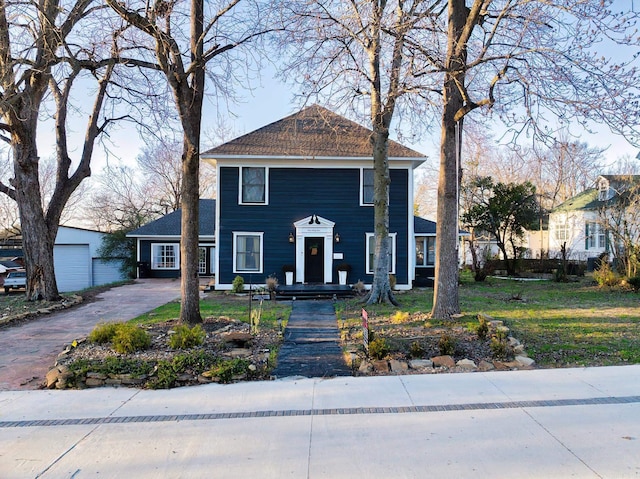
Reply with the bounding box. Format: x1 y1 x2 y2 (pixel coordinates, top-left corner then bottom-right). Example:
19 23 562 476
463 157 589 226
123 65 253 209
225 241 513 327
352 280 366 295
409 341 425 359
368 337 389 360
112 323 151 354
390 310 410 324
627 276 640 292
169 324 206 349
389 274 397 290
477 317 489 340
438 333 456 356
593 262 620 287
209 358 251 383
490 329 513 361
265 275 278 291
232 275 245 293
89 322 121 344
89 322 151 354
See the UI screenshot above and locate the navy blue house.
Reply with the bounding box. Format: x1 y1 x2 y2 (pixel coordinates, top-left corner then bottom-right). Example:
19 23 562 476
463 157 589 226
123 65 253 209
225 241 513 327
202 105 428 290
129 105 437 289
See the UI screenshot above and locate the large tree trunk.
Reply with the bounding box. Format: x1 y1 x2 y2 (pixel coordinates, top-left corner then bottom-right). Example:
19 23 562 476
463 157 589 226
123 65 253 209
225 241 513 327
179 141 202 325
13 142 61 301
431 0 466 319
366 129 398 305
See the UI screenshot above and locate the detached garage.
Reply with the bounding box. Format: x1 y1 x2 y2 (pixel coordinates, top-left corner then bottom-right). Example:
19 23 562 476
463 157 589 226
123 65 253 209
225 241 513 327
54 226 126 292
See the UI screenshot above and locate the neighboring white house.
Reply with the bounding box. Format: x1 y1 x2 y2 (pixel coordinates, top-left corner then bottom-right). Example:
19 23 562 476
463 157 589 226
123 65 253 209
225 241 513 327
547 175 639 262
54 226 126 292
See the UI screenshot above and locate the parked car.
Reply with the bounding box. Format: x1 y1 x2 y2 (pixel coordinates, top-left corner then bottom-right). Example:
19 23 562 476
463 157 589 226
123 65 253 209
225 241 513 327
4 270 26 293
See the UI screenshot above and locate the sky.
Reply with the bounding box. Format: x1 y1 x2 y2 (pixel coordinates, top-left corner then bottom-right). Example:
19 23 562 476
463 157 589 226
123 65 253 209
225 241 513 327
36 56 640 195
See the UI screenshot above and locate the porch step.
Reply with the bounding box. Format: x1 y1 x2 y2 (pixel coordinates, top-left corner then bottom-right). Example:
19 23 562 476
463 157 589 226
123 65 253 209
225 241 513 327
276 284 354 299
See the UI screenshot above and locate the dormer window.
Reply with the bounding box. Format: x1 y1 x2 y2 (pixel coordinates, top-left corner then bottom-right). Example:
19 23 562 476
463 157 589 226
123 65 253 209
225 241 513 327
598 178 610 201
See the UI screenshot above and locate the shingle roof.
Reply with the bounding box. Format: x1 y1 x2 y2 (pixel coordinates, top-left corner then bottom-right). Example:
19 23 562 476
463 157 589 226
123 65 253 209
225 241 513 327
552 189 600 213
202 104 425 159
414 216 436 234
127 199 216 237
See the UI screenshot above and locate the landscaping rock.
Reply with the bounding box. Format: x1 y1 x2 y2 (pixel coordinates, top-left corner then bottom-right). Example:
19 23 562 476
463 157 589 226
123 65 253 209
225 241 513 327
516 355 535 367
456 359 477 371
85 377 105 387
358 360 374 374
478 360 495 371
513 344 526 354
371 360 389 373
389 359 409 374
431 355 455 368
45 365 72 389
225 348 252 358
409 359 433 369
222 332 253 347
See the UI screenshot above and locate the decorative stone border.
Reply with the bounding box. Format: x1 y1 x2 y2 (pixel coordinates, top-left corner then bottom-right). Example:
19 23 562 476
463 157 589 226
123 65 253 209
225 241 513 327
0 294 83 327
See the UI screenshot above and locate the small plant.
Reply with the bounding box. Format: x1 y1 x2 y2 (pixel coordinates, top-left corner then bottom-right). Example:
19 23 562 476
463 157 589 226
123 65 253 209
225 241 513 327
477 317 489 340
409 340 425 359
232 275 245 293
490 329 513 361
281 264 295 273
149 360 178 389
112 323 151 354
169 324 206 349
209 358 251 383
438 333 456 356
352 280 366 295
337 263 352 272
390 310 410 324
265 275 278 292
368 337 389 360
389 274 397 290
593 262 620 287
89 322 120 344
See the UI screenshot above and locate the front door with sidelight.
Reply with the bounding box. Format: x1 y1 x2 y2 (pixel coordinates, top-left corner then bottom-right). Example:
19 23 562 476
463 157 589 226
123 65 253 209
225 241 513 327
304 237 324 283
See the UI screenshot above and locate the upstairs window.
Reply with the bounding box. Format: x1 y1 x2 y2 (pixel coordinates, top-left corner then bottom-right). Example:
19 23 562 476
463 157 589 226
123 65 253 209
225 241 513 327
240 167 267 204
361 168 374 205
555 221 569 242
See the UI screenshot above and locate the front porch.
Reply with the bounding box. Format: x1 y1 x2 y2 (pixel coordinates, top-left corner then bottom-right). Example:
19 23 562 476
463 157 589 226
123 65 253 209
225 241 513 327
276 283 354 299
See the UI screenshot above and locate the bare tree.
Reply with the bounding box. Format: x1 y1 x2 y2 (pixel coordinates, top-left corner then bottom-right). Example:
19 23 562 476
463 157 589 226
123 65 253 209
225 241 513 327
137 137 216 215
0 1 122 300
106 0 274 324
280 0 438 304
425 0 640 318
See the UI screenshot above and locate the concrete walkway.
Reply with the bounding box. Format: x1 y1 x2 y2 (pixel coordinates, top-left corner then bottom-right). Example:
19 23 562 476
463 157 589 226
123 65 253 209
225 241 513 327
273 300 351 378
0 279 181 390
1 365 639 478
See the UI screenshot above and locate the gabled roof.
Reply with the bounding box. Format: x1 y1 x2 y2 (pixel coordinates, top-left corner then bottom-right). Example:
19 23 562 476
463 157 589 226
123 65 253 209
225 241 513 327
552 189 600 213
202 104 425 160
127 199 216 238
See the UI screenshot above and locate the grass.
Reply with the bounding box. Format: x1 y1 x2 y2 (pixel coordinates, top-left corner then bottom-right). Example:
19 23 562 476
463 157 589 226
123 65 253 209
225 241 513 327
131 292 291 329
338 273 640 368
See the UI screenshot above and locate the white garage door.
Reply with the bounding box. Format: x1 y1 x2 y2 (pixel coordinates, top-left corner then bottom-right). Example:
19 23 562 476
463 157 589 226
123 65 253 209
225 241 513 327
54 245 90 292
92 258 125 286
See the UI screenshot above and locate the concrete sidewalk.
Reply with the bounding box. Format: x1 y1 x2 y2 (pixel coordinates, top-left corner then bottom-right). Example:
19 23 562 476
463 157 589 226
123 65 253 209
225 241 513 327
2 365 639 478
0 279 181 390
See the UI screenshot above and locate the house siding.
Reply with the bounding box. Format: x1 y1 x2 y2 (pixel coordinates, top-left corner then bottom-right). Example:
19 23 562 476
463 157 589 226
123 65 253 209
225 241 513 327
218 166 410 286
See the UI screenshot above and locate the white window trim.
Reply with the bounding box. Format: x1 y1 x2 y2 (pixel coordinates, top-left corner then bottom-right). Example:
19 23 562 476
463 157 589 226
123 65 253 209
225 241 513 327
360 168 374 206
232 232 264 274
151 243 180 270
366 232 397 275
416 236 436 267
239 166 269 205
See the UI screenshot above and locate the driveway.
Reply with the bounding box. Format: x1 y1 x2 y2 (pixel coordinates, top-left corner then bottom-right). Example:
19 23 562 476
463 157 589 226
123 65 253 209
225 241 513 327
0 279 181 390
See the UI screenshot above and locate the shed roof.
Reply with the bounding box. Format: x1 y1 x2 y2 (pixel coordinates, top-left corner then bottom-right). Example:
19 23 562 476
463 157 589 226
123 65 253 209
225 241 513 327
202 104 425 160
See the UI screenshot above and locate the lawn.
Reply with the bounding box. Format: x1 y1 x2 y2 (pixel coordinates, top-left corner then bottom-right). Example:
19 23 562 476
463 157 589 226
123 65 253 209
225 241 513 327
337 273 640 368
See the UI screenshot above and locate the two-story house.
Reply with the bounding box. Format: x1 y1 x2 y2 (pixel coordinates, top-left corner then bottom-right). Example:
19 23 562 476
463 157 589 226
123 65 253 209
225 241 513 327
548 175 640 263
202 104 426 290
